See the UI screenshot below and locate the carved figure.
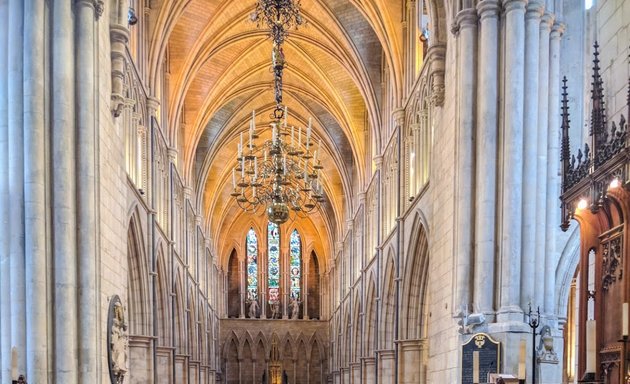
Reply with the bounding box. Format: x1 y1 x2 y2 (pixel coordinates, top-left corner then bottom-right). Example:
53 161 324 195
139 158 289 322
111 302 129 383
290 298 300 320
249 299 259 319
537 325 558 363
270 301 280 319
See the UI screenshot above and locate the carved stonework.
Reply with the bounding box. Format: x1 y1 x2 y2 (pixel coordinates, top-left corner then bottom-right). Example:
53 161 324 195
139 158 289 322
108 295 129 384
602 236 623 291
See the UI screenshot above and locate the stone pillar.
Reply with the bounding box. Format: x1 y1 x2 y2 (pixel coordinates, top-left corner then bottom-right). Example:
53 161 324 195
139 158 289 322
534 12 553 311
76 1 101 382
350 362 361 384
498 0 527 322
474 0 500 316
303 251 309 320
378 350 395 382
239 259 245 318
398 339 423 384
454 7 477 313
0 0 10 381
520 1 543 309
53 0 78 380
544 22 565 315
8 0 26 374
362 357 376 384
23 0 47 381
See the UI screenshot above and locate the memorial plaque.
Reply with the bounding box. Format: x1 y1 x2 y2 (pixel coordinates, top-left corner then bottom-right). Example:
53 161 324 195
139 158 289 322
461 333 500 384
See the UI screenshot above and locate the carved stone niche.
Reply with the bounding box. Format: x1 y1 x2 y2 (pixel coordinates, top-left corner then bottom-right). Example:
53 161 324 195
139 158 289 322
108 295 129 384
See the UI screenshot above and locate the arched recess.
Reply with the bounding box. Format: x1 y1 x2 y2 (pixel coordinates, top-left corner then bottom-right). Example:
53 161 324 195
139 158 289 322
254 337 267 382
381 252 396 348
223 334 240 384
365 274 377 356
308 250 321 319
127 214 151 336
310 337 324 384
156 246 170 345
242 338 254 383
227 248 240 318
173 271 186 353
567 186 630 382
352 291 362 363
295 337 309 384
401 216 430 340
188 288 198 360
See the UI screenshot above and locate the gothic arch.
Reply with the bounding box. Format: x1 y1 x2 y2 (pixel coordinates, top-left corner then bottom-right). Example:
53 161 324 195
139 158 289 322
402 215 430 339
365 273 378 356
381 251 396 348
352 290 362 362
127 212 151 336
173 270 186 353
155 244 170 345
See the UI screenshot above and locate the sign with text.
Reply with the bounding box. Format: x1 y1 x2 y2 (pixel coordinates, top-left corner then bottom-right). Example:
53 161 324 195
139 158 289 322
461 333 500 384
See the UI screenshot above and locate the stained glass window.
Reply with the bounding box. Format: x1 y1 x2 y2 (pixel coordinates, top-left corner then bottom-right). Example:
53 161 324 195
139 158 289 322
246 228 258 300
289 229 301 300
267 222 280 303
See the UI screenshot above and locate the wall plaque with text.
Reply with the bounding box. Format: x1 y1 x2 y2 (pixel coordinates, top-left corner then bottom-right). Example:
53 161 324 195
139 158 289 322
461 333 500 384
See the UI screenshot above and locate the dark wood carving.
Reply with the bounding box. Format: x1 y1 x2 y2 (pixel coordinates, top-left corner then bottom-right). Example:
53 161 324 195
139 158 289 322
601 236 622 291
559 42 630 231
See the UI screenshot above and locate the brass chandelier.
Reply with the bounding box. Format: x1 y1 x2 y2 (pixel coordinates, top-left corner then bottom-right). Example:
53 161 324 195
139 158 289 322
231 0 324 225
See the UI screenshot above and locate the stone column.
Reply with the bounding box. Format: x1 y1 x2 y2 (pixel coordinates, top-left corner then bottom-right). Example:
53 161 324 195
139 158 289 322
454 7 477 313
52 1 79 379
498 0 527 322
378 350 395 382
239 259 245 318
0 0 10 381
398 339 423 384
545 22 565 314
8 0 26 373
362 357 376 384
303 251 309 320
23 0 47 381
520 1 543 309
535 12 553 309
474 0 500 316
76 1 101 382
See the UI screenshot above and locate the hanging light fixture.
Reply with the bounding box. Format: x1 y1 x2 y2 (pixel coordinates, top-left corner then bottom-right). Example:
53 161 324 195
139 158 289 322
231 0 324 225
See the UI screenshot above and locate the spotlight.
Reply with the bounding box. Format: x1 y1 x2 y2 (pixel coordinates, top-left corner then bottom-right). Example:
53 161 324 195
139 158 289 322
577 199 588 211
609 178 621 189
128 7 138 26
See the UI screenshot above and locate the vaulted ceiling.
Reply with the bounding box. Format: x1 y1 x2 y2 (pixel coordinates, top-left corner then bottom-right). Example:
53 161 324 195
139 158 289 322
147 0 408 264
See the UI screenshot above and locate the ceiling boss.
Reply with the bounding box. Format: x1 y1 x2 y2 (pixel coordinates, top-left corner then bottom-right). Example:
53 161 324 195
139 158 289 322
231 0 324 225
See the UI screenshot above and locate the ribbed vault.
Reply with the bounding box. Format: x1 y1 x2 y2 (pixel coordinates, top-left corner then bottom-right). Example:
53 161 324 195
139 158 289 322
146 0 418 264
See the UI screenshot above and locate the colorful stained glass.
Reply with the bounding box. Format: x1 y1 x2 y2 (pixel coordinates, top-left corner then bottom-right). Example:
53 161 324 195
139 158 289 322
289 229 301 300
246 228 258 300
267 222 280 303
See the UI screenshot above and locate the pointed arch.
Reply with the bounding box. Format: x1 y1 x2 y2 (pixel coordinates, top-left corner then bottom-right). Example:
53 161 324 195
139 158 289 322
156 244 170 345
267 221 281 304
127 213 151 336
365 273 378 355
289 228 302 300
227 248 240 318
402 215 430 339
246 227 259 301
381 250 396 347
173 270 186 353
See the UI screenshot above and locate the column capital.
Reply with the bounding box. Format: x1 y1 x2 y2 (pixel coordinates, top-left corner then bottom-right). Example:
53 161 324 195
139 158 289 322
525 2 545 19
476 0 501 20
455 8 478 30
540 12 554 30
550 21 566 38
168 147 178 162
74 0 104 19
502 0 527 13
392 108 406 127
373 155 384 169
147 96 160 118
